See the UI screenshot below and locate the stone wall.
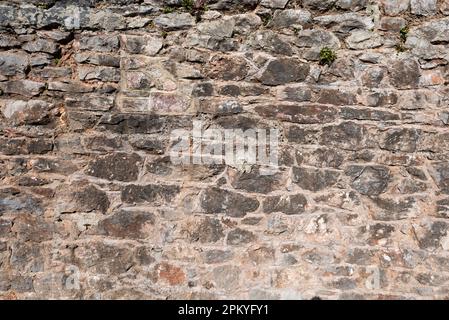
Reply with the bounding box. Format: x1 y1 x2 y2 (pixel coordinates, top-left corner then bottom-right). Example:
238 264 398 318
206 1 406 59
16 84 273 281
1 0 449 300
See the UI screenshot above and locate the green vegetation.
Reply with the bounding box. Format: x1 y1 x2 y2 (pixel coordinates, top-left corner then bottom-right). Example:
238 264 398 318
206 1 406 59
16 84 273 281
37 2 50 9
162 6 175 14
181 0 194 10
400 26 409 42
319 47 337 66
395 43 407 52
395 26 409 53
261 14 272 26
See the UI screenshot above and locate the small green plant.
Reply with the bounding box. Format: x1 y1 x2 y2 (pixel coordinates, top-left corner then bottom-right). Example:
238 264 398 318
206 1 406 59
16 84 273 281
261 14 272 26
395 26 409 53
395 43 407 53
160 31 168 38
293 26 301 35
54 58 60 65
181 0 194 10
37 2 49 9
319 47 337 66
146 20 155 29
400 26 409 42
162 6 175 13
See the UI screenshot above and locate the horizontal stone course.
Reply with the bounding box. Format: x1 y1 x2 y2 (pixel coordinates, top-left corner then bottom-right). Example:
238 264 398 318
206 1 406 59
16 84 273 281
1 0 449 300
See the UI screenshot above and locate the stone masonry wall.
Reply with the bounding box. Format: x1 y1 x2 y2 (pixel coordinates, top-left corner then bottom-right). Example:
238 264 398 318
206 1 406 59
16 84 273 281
1 0 449 300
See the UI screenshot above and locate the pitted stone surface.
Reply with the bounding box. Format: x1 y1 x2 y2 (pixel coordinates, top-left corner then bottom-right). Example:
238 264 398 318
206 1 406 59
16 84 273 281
1 0 449 300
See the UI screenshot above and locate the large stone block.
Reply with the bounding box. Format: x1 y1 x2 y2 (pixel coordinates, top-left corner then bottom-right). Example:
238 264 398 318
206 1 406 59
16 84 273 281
200 187 259 217
85 153 142 182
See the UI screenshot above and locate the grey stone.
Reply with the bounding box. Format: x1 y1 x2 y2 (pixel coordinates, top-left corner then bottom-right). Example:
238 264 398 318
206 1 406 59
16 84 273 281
229 168 284 194
0 137 53 155
135 246 156 266
406 18 449 61
1 99 53 125
346 31 383 49
307 148 346 168
57 182 110 214
47 81 94 93
97 114 192 134
380 128 421 153
269 9 312 29
261 0 290 9
232 13 262 35
213 265 241 290
255 104 337 124
74 53 120 67
430 162 449 194
389 59 421 89
97 210 155 239
85 153 142 182
0 80 45 97
361 66 386 87
340 107 399 121
227 228 256 245
22 39 58 54
317 88 357 106
129 135 167 154
121 184 180 204
263 194 308 215
203 249 233 264
0 35 21 48
437 198 449 218
38 30 72 42
313 13 374 34
0 52 29 76
259 58 310 86
205 55 249 81
11 214 53 242
419 221 449 250
0 188 43 215
154 13 195 31
379 17 407 31
187 217 224 243
74 242 134 275
382 0 410 15
31 66 72 78
411 0 438 16
79 34 119 52
345 165 391 196
293 167 340 191
197 17 235 38
192 82 214 97
297 29 341 49
65 95 114 111
248 30 293 55
120 34 163 56
336 0 368 10
201 187 259 217
321 122 370 151
10 242 44 273
78 66 120 82
303 0 338 11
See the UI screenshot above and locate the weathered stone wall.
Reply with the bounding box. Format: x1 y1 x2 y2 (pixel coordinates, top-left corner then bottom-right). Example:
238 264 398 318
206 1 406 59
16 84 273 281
1 0 449 300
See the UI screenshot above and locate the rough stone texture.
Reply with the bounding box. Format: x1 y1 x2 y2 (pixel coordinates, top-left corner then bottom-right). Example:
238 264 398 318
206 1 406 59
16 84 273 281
1 0 449 301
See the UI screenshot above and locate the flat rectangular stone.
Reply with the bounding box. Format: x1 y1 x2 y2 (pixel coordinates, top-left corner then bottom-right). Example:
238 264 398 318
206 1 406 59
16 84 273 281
65 95 114 111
